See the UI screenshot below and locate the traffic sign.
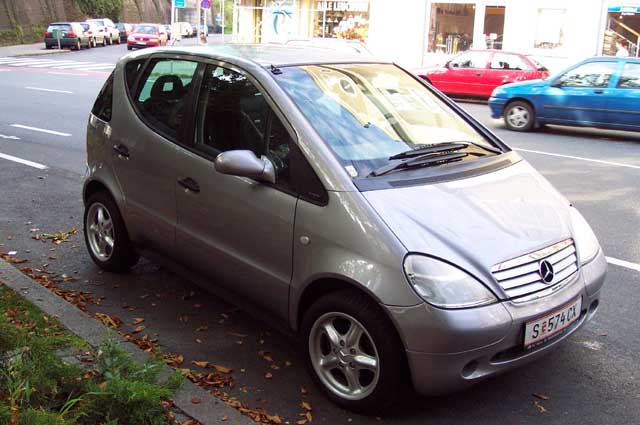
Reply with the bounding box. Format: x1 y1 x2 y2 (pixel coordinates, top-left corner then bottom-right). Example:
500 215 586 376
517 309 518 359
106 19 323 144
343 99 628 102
175 0 185 8
201 0 211 9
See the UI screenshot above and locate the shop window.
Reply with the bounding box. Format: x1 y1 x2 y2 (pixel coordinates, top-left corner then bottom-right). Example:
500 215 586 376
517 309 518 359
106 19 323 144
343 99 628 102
483 6 505 50
534 8 566 49
601 7 640 57
428 3 475 54
314 1 370 41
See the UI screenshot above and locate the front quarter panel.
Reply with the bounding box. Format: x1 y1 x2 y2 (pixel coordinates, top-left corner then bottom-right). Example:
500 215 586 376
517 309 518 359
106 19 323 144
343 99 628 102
290 191 421 329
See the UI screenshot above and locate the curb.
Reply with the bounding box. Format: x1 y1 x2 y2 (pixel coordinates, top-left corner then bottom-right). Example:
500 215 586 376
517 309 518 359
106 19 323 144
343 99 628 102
0 258 251 425
9 49 72 57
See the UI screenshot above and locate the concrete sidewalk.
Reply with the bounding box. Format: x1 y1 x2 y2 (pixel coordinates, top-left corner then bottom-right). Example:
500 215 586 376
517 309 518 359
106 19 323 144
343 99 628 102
0 42 71 57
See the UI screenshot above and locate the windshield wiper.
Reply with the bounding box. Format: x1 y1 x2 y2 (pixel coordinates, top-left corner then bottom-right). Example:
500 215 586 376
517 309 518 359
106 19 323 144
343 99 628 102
369 151 469 177
389 141 501 160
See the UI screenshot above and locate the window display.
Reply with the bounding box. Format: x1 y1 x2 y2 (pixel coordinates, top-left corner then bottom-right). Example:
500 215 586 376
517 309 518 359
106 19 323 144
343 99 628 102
428 3 475 54
534 8 566 49
314 1 370 40
601 6 639 57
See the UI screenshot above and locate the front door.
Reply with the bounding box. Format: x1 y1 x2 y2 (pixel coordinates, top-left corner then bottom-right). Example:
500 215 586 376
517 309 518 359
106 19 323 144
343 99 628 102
540 61 618 126
439 51 491 96
175 64 297 320
111 56 200 255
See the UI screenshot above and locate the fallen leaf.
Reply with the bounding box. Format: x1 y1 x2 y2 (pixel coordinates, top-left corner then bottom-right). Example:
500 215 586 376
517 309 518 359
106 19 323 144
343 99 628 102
191 398 202 404
534 400 547 413
533 393 550 401
196 325 209 332
195 338 203 344
212 364 233 374
132 325 146 334
264 372 273 379
300 386 308 396
163 353 184 367
227 332 247 338
193 360 209 368
179 314 189 323
133 317 145 324
300 401 312 411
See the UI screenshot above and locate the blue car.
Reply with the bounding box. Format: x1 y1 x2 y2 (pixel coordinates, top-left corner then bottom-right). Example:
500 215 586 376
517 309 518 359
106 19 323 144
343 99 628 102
489 57 640 132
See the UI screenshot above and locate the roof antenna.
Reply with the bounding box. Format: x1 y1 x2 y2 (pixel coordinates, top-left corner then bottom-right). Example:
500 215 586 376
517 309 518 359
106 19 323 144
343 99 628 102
270 64 282 75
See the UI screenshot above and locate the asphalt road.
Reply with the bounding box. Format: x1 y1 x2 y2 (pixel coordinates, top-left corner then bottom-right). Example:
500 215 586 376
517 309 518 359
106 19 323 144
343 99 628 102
0 45 638 425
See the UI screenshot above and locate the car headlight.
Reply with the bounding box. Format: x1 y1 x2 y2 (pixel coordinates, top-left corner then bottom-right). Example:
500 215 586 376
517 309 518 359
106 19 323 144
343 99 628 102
569 207 600 264
127 36 135 42
403 255 497 309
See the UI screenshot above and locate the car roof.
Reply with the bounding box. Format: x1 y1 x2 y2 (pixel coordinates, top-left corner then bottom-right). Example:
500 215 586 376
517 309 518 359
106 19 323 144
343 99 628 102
50 22 74 25
126 43 387 68
584 56 640 63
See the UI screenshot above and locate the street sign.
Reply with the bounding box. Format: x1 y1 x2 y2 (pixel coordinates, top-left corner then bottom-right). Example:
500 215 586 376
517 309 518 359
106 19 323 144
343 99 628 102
201 0 211 9
175 0 185 8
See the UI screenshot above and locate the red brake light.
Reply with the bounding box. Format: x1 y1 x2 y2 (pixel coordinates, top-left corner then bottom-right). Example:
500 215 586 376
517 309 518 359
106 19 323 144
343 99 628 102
44 31 51 37
68 31 76 37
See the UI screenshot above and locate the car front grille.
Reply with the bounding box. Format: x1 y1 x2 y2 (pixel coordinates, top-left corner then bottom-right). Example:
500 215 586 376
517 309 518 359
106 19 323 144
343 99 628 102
491 239 578 299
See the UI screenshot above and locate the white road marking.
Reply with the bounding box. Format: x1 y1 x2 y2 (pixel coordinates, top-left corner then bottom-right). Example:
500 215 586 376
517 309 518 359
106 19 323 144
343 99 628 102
0 152 48 170
29 61 81 68
515 148 640 170
25 86 73 94
47 72 88 76
10 124 71 137
48 62 95 69
0 69 11 72
606 257 640 272
0 134 20 140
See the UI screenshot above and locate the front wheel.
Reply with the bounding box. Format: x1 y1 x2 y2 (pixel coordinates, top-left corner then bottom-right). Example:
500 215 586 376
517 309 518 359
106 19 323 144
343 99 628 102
504 100 535 132
301 290 407 413
84 191 139 273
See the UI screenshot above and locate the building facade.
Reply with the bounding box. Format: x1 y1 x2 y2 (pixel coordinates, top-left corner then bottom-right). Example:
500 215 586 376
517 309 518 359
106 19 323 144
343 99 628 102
231 1 640 70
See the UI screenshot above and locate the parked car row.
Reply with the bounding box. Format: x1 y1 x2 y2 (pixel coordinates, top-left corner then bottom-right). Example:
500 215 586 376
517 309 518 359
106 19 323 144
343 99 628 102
45 18 120 50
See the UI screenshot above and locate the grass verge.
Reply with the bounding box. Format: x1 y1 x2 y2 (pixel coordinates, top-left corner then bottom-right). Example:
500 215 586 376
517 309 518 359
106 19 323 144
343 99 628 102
0 282 183 425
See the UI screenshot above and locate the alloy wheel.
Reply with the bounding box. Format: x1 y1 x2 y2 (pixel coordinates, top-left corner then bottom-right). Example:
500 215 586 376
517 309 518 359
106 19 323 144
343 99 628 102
86 202 115 261
506 105 530 129
309 312 380 401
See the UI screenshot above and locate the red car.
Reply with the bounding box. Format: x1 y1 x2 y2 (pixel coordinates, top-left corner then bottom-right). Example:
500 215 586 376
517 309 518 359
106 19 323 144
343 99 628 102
127 23 167 50
415 50 549 98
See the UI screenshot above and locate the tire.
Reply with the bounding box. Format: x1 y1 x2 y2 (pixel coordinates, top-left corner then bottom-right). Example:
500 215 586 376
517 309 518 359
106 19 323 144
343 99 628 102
91 38 97 48
504 100 535 132
102 37 107 47
115 35 121 44
127 46 132 50
74 39 81 50
107 35 113 45
84 191 139 273
45 44 52 50
301 290 407 414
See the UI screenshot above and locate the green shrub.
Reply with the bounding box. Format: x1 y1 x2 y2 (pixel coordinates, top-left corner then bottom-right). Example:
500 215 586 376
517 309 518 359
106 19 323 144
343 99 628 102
19 408 68 425
74 0 124 21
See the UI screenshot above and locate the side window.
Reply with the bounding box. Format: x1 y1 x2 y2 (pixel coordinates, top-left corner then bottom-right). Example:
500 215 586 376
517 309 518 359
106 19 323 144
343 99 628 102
617 63 640 89
92 71 114 122
124 59 145 94
490 54 532 71
133 58 199 140
196 65 294 188
557 62 617 88
449 52 489 69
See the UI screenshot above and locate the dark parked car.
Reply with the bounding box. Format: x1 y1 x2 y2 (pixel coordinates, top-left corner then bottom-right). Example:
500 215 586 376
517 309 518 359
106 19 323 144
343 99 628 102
489 56 640 132
44 22 91 50
116 23 133 43
415 50 549 98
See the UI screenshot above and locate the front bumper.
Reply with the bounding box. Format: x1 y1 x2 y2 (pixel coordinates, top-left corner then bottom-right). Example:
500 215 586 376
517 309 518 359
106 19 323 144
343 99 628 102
488 97 506 119
127 40 160 49
387 249 606 396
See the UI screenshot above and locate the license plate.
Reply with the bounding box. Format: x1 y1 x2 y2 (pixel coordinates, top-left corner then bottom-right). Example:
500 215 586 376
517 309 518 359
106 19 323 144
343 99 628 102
137 41 146 45
524 298 582 349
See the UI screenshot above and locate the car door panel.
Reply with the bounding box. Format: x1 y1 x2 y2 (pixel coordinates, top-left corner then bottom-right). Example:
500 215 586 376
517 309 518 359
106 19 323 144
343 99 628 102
540 61 618 126
435 51 490 96
602 61 640 131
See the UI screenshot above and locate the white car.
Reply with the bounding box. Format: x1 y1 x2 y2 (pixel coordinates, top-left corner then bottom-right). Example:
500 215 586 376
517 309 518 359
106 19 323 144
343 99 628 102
86 18 120 45
178 22 194 38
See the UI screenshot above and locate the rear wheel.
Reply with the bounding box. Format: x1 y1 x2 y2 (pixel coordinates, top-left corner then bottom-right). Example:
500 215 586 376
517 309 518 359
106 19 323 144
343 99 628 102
504 100 535 132
91 37 97 48
107 35 113 45
301 290 407 414
74 39 81 50
84 191 139 273
115 35 121 44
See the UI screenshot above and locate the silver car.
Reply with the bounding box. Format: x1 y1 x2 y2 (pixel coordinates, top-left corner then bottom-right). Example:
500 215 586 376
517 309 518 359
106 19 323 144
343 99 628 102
84 45 606 413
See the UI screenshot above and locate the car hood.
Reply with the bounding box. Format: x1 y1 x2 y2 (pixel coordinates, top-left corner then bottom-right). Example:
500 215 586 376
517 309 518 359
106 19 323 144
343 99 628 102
362 160 572 298
497 79 547 92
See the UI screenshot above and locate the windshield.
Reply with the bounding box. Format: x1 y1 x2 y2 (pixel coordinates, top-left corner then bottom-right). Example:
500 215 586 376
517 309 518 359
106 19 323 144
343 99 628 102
275 63 500 178
134 25 158 34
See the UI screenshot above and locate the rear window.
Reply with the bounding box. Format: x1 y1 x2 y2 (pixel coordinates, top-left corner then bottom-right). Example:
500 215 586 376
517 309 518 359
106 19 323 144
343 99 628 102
92 72 114 122
88 19 105 26
47 24 71 31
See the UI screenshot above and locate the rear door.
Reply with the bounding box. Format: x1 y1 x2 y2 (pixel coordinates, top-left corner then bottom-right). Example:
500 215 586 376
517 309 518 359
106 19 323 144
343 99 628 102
603 61 640 131
438 51 491 96
539 61 618 126
174 63 299 320
110 56 202 256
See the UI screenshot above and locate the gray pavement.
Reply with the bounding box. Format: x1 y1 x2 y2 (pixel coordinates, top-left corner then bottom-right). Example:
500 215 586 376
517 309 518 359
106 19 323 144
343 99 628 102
0 46 638 424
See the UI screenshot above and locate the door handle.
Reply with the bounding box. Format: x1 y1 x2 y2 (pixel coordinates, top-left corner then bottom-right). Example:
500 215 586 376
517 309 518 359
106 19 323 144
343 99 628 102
178 177 200 193
475 72 482 76
112 144 129 159
594 89 604 94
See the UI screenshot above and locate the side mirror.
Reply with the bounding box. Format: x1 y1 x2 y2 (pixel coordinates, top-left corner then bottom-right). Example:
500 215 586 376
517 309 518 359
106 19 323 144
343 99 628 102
550 79 563 88
214 150 276 184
